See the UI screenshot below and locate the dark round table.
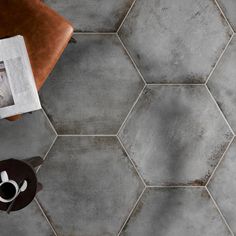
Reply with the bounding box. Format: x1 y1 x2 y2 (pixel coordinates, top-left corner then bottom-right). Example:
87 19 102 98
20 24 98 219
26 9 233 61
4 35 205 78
0 159 37 211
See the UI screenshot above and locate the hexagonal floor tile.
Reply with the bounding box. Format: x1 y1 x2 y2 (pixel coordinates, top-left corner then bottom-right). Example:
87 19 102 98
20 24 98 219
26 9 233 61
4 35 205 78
119 85 233 186
0 201 54 236
208 138 236 234
120 188 231 236
39 34 144 135
0 110 56 160
44 0 134 32
37 136 144 236
207 35 236 132
119 0 232 83
217 0 236 31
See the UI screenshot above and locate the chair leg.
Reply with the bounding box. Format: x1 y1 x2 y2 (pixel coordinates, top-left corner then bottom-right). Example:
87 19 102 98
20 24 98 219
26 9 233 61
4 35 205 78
69 37 77 44
23 156 43 168
36 182 43 193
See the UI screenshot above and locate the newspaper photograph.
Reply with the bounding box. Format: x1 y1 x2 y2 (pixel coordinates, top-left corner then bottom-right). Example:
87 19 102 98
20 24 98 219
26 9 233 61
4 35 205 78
0 61 14 108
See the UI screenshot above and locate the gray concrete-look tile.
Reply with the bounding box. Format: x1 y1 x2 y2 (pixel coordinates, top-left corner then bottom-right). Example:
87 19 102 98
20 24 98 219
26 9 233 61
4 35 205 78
44 0 134 32
120 188 231 236
37 136 144 236
119 85 233 186
0 201 54 236
207 35 236 133
119 0 232 83
39 34 144 135
217 0 236 31
208 138 236 234
0 110 56 160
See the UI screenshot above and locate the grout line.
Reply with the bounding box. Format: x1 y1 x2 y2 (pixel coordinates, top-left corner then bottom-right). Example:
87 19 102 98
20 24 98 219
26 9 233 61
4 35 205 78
36 136 57 173
41 108 58 136
35 198 59 236
116 34 147 85
205 33 234 84
43 136 57 162
147 185 205 188
117 187 146 236
73 32 116 35
116 32 148 135
147 83 204 86
205 187 235 236
117 0 137 33
206 136 235 186
117 84 146 135
205 84 235 136
58 134 116 137
117 136 147 187
214 0 235 33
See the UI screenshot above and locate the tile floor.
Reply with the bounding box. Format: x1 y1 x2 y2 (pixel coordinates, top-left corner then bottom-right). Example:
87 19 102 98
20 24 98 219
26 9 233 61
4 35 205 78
1 0 236 235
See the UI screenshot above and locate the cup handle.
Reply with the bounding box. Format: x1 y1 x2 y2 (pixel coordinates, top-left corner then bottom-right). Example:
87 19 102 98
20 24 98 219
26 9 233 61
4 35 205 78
0 171 9 182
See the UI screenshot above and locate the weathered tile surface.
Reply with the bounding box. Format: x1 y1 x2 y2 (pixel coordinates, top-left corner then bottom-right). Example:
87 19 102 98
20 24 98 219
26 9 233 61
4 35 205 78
217 0 236 31
0 110 56 160
44 0 134 32
40 34 144 134
119 0 232 83
37 136 144 236
208 138 236 234
119 85 233 185
207 35 236 132
120 188 231 236
0 201 54 236
3 0 236 234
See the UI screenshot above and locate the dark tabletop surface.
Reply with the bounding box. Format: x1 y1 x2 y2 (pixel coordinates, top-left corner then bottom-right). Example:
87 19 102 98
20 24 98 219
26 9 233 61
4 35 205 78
0 159 37 211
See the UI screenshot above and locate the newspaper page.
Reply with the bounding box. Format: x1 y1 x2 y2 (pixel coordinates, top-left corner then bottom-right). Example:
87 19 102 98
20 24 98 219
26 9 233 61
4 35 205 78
0 35 41 118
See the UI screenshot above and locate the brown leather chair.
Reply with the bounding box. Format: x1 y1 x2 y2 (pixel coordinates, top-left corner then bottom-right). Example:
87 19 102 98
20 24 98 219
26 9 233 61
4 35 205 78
0 0 73 121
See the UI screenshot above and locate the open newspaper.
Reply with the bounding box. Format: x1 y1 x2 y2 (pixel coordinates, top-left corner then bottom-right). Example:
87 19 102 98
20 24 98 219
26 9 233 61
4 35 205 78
0 35 41 118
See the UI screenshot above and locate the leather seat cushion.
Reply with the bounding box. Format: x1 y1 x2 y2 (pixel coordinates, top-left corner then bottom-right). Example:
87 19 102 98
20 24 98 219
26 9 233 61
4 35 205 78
0 0 73 90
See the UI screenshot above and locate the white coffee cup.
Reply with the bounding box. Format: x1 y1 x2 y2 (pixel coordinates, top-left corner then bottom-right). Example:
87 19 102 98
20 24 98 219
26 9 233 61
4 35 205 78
0 171 19 203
